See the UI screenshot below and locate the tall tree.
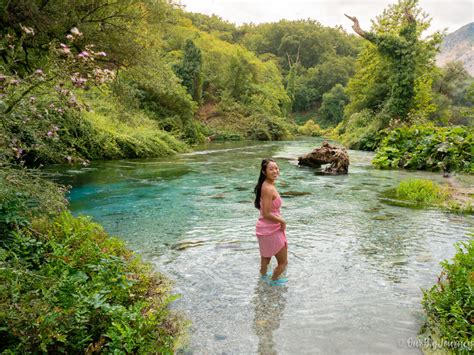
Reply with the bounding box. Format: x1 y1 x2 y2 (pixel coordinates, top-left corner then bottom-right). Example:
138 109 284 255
344 0 442 124
345 8 417 120
174 39 203 104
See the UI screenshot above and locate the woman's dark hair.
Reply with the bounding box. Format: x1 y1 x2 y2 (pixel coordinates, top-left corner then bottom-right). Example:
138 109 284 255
254 158 275 209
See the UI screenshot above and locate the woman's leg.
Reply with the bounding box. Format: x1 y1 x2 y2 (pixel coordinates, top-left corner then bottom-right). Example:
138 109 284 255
271 244 288 280
260 256 271 275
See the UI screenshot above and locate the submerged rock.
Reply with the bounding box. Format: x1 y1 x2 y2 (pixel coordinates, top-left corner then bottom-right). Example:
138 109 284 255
298 141 350 175
172 240 207 251
280 191 312 197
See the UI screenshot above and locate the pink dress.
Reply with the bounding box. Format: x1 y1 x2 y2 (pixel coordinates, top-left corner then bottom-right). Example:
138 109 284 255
255 194 288 257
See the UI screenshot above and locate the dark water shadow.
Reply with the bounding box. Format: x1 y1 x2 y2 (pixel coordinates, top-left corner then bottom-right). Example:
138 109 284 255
252 279 288 354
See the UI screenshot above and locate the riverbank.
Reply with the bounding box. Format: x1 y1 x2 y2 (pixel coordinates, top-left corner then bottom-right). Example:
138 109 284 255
0 165 188 353
444 175 474 212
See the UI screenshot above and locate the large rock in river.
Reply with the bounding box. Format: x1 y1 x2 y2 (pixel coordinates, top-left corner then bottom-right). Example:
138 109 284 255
298 141 350 175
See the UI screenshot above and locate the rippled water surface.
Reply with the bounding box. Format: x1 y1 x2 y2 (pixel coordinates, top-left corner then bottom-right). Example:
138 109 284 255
47 138 473 354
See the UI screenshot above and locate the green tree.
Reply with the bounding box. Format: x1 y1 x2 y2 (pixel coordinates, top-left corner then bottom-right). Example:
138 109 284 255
344 0 442 124
292 56 353 111
431 61 473 125
174 39 203 104
319 84 349 126
227 51 255 100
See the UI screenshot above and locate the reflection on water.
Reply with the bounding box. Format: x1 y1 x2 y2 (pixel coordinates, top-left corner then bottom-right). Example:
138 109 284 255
253 279 288 355
45 138 474 354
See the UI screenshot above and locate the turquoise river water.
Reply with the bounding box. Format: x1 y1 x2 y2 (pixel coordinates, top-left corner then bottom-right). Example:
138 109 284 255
46 138 473 354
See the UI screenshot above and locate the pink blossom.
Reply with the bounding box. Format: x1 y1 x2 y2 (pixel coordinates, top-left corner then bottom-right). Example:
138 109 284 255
70 73 87 88
67 96 79 108
97 51 107 57
47 131 53 137
77 51 90 60
58 43 71 55
34 69 44 76
66 34 74 41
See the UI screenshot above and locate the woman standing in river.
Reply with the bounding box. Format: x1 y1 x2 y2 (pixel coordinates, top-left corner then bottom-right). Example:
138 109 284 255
254 158 288 286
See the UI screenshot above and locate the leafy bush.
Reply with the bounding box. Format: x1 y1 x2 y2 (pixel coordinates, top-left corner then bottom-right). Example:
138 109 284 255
372 125 473 173
387 179 448 206
421 238 474 354
298 119 323 136
381 178 472 214
0 166 187 353
248 114 292 141
0 212 187 353
335 109 387 150
0 165 68 241
318 84 349 126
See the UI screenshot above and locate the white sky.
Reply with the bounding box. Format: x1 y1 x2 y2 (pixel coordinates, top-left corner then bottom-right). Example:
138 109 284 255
178 0 474 36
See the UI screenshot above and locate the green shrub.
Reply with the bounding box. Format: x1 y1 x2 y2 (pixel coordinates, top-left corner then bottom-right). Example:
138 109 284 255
372 125 473 173
318 84 349 127
1 87 189 166
382 178 473 214
0 212 187 353
0 167 187 353
391 179 448 205
297 119 323 137
336 109 386 150
0 165 68 241
420 238 474 354
248 114 292 141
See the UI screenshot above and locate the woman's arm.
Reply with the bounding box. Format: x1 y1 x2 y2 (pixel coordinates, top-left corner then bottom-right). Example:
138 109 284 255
261 184 286 226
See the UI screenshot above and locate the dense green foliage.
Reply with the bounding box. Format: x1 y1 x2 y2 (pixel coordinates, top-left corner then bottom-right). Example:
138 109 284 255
319 84 350 127
381 178 472 213
432 62 474 126
334 0 474 152
297 119 323 137
173 39 203 104
421 238 474 354
185 14 360 116
0 166 186 353
372 125 473 173
0 166 68 240
344 0 442 123
385 178 448 206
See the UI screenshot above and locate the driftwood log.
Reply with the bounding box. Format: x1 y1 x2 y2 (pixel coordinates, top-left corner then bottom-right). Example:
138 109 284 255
298 141 349 175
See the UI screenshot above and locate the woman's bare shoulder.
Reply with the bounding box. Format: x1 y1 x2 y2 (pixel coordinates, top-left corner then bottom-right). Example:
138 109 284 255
261 182 276 195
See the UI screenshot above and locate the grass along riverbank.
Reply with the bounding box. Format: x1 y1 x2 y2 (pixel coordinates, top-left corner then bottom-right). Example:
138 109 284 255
381 177 473 214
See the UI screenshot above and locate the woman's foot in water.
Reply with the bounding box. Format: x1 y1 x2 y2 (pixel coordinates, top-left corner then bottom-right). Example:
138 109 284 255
266 277 288 286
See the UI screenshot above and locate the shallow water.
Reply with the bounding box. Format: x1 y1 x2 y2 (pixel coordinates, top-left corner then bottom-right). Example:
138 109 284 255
46 138 473 354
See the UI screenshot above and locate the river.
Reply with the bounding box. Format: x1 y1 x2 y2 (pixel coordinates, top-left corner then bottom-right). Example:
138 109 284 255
45 137 473 354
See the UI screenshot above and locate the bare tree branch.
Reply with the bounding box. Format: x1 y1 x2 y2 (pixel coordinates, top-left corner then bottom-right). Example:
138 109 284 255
344 14 370 39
